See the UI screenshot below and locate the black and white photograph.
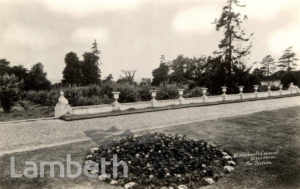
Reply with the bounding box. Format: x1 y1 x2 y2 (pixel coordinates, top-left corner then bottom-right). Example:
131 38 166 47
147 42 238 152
0 0 300 188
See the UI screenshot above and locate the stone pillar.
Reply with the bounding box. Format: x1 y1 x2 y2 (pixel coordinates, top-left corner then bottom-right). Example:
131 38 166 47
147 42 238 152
289 82 294 94
112 92 121 111
239 86 244 100
253 85 259 98
149 90 157 107
279 84 283 96
267 85 271 97
55 91 72 117
201 88 208 103
221 86 227 101
178 89 185 105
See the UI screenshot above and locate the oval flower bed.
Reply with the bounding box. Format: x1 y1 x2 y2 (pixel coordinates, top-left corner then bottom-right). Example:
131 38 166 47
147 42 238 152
85 133 235 189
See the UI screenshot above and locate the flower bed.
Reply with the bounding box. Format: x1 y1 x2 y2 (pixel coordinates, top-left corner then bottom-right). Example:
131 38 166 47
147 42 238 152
85 133 235 189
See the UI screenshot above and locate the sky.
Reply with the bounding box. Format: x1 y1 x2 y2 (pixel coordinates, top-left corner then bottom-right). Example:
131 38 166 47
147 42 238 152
0 0 299 83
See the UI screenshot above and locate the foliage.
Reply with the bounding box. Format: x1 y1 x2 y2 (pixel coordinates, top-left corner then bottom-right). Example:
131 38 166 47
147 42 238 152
152 55 170 86
91 39 101 58
281 71 300 88
25 63 51 91
138 84 152 101
62 52 82 86
0 74 22 112
203 56 260 94
87 133 234 188
76 96 102 106
269 70 286 81
81 52 101 85
214 0 252 76
117 83 140 103
156 84 179 100
278 46 298 72
183 87 203 98
117 70 136 85
0 59 10 76
25 90 59 107
260 55 276 79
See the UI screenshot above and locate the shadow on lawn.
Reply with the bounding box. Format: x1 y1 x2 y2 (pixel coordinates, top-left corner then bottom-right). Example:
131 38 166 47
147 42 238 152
84 126 135 146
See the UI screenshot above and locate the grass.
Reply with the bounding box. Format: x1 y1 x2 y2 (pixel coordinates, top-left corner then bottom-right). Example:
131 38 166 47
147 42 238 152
0 106 299 189
0 101 54 122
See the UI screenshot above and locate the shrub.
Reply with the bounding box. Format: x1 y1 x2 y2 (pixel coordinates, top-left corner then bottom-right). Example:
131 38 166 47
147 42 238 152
156 84 179 100
281 72 299 88
101 94 114 104
75 96 102 106
117 84 140 103
45 90 59 106
184 87 203 98
80 85 101 97
138 85 152 101
17 100 32 110
0 74 22 113
101 81 115 99
63 87 81 106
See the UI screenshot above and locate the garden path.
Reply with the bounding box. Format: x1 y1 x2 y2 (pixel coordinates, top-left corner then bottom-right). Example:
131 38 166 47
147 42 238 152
1 95 300 156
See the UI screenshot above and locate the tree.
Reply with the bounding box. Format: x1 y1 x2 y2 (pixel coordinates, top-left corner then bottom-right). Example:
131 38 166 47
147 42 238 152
260 55 276 85
252 67 265 80
152 55 170 86
0 74 22 112
92 39 101 64
26 63 51 90
9 65 29 82
168 55 206 87
278 46 298 72
92 39 101 55
62 52 82 86
104 74 113 82
0 59 10 76
214 0 252 76
117 70 136 84
81 52 101 85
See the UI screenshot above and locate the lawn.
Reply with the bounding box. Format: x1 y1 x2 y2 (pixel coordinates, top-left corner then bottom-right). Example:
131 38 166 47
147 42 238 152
0 101 54 122
0 106 299 189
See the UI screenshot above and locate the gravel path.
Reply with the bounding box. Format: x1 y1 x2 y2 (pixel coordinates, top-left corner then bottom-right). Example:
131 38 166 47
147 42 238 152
1 96 300 155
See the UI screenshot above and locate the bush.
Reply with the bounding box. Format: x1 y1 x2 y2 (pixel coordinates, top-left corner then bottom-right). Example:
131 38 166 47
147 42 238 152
24 90 59 106
75 96 102 106
80 85 101 97
117 84 140 103
138 85 152 101
101 81 115 99
0 74 22 113
156 84 179 100
281 72 300 88
184 87 203 98
63 87 81 106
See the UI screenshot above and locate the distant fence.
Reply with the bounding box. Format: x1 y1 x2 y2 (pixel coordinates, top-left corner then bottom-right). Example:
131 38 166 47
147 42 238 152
55 83 300 117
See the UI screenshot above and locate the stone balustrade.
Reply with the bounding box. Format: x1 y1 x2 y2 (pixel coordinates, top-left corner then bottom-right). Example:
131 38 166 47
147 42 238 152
54 83 300 117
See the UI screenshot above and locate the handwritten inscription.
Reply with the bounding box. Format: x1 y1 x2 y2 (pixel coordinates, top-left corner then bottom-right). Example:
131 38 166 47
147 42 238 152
233 151 278 166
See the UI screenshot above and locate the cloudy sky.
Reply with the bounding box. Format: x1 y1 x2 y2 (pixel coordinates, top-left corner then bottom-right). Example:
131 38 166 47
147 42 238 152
0 0 299 82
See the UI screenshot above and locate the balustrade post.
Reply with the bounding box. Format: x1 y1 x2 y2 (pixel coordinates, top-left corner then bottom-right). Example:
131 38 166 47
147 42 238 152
201 88 208 103
253 85 259 98
178 89 185 105
267 85 271 97
112 92 121 111
239 86 244 100
149 90 157 107
221 86 227 101
279 84 283 96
